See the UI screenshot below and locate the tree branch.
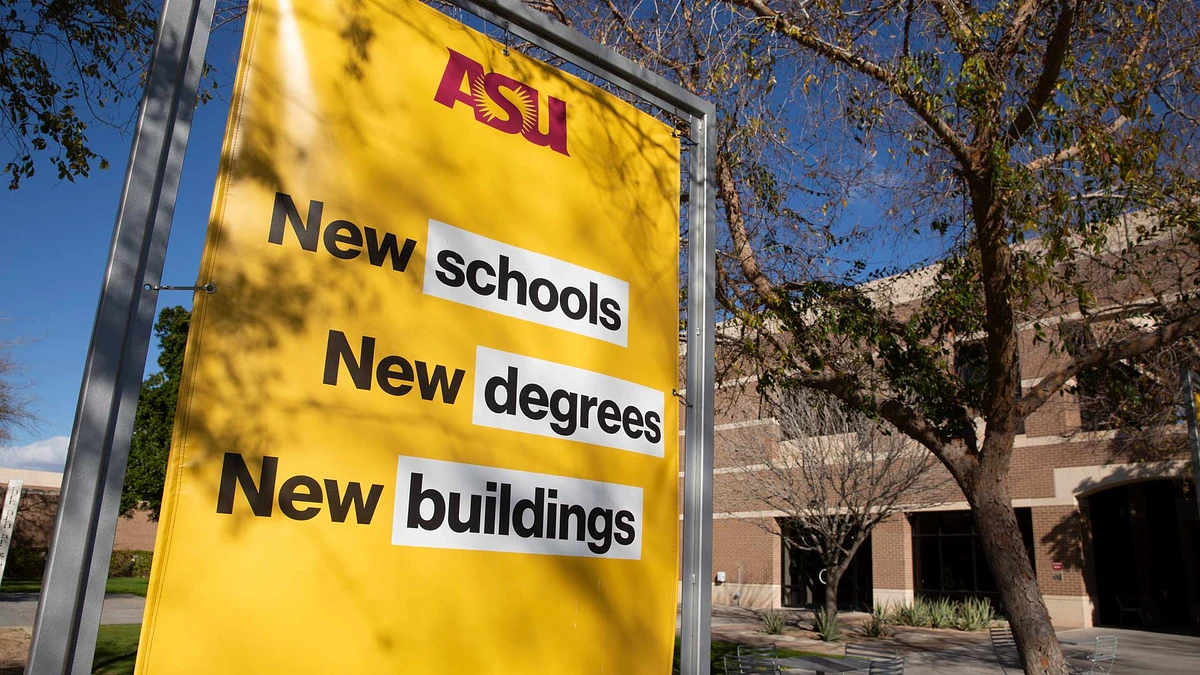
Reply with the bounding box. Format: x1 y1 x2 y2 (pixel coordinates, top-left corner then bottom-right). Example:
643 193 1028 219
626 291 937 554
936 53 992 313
902 0 915 58
994 0 1048 64
717 151 778 302
1024 115 1128 171
1020 3 1160 165
729 0 974 169
927 0 977 52
781 364 972 467
601 0 686 72
1020 311 1200 416
1002 0 1077 148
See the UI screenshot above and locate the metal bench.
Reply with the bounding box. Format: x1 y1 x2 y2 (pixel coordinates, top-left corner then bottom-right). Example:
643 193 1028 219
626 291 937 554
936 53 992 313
737 643 779 659
867 656 905 674
845 643 899 661
724 654 781 674
990 626 1021 673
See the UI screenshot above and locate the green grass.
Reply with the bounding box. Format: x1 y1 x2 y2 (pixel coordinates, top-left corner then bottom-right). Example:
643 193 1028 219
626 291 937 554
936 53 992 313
0 577 148 597
102 578 149 597
0 578 41 593
671 638 840 673
91 624 141 675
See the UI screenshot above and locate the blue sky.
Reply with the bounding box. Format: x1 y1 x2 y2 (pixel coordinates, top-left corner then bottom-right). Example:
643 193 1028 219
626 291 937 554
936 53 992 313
0 26 246 469
0 8 941 472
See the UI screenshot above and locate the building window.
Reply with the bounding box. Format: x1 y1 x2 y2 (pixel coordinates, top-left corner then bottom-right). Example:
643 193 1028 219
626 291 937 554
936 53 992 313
954 342 989 395
911 509 1035 604
1063 322 1157 432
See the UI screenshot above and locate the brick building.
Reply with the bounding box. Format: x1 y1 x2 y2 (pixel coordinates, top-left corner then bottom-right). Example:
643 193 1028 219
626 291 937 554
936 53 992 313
699 267 1200 630
0 467 159 575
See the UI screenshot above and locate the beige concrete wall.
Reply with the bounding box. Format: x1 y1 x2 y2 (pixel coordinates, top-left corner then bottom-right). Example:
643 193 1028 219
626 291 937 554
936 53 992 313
712 583 781 609
1043 595 1094 628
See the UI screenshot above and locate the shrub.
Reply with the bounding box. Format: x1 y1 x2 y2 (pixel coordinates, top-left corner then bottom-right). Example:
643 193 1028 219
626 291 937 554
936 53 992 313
811 608 842 642
4 547 47 579
929 597 957 629
1 547 152 583
888 596 1000 632
861 603 891 638
108 550 153 577
760 610 787 635
955 597 998 631
892 597 932 628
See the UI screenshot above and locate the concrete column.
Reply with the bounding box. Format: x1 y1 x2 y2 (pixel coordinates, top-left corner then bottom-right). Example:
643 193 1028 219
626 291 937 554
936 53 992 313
871 514 914 608
1031 504 1094 628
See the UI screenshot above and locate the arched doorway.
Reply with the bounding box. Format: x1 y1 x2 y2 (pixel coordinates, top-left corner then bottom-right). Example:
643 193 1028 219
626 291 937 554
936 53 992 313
1085 479 1200 628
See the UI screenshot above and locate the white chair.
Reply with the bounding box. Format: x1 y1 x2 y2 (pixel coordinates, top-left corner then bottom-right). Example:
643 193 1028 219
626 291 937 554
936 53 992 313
1069 635 1117 675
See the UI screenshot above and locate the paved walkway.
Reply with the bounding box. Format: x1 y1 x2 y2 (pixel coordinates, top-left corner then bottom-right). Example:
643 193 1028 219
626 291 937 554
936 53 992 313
2 597 1196 673
692 607 1200 674
0 593 146 628
901 627 1200 675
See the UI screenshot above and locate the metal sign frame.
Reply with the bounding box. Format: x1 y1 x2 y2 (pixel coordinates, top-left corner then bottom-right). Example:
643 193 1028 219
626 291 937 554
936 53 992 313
27 0 716 673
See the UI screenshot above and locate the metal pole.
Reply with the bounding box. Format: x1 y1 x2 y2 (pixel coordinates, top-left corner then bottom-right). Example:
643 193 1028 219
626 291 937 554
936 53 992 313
26 0 215 671
446 0 700 119
680 113 717 675
1184 367 1200 522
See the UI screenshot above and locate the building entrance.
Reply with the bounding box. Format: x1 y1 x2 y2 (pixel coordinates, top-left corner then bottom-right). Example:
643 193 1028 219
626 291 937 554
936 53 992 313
780 522 873 611
1087 480 1199 629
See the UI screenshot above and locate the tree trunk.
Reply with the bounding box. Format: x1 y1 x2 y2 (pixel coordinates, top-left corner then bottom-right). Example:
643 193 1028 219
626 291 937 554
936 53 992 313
970 480 1070 674
823 566 843 626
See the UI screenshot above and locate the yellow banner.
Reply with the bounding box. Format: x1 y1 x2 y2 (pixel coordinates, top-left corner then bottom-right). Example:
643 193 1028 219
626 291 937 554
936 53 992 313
135 0 680 673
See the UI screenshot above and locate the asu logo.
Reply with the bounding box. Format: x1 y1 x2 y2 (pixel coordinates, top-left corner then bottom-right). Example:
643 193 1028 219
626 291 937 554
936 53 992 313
434 49 569 156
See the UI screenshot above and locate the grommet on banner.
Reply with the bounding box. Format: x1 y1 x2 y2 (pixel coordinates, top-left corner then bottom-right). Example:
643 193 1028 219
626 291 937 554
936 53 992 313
502 21 511 56
671 125 698 146
673 388 691 408
144 283 217 293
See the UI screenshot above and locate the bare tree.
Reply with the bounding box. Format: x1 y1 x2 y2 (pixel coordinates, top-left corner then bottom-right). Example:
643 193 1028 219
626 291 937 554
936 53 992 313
0 341 36 444
726 388 944 624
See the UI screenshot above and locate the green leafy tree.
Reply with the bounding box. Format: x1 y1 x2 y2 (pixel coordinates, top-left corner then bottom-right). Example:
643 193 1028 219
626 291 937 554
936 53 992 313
0 0 159 189
0 0 243 189
549 1 1199 672
121 305 189 519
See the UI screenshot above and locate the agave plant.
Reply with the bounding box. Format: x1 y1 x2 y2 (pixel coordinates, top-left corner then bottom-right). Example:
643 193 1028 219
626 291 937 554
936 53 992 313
811 608 842 642
955 597 998 631
861 603 892 638
761 609 788 635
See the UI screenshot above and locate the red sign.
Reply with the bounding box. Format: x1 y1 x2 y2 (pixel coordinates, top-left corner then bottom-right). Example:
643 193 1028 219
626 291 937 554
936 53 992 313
1052 561 1063 571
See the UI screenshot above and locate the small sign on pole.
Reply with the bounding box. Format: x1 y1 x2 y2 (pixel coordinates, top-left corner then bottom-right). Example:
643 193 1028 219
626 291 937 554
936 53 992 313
0 479 24 585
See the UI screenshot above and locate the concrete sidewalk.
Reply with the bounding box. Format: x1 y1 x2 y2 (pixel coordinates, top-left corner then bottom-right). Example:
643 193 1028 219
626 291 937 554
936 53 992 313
0 593 146 628
901 627 1200 675
1 597 1194 673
